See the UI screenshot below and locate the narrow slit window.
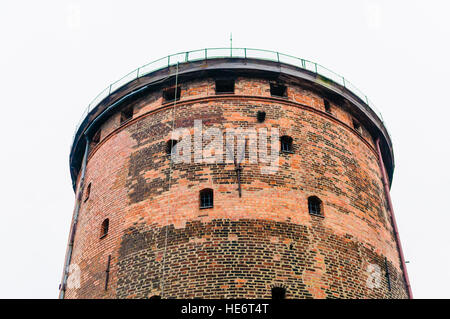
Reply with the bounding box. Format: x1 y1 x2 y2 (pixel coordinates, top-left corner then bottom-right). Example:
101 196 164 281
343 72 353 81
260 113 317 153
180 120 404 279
166 139 178 156
100 218 109 238
308 196 323 216
84 183 91 202
200 188 213 209
280 136 293 153
215 79 235 94
270 83 287 98
163 86 181 102
352 119 362 134
257 111 266 123
324 100 332 114
271 287 286 299
120 106 133 124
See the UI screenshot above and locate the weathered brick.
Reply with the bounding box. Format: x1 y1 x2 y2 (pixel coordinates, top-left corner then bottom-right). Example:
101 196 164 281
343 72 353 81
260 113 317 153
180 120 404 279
64 74 406 299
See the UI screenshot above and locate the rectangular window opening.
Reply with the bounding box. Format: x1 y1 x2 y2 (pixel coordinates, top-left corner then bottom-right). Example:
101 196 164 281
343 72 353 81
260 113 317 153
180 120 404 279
200 189 214 209
163 86 181 102
324 100 332 114
120 107 133 125
270 83 287 98
215 79 235 94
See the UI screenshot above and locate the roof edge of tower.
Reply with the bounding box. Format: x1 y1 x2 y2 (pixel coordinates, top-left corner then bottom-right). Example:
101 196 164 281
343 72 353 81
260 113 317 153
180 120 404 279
69 56 394 190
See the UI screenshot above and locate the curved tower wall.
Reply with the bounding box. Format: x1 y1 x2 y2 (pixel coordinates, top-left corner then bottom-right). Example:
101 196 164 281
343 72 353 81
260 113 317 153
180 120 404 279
63 58 408 299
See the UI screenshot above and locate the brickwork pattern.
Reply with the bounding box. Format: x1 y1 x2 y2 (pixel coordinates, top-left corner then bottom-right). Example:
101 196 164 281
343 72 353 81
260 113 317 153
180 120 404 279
64 77 407 299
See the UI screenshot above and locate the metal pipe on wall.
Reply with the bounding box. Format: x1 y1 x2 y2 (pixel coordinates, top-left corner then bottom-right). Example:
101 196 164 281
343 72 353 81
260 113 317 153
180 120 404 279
59 136 90 299
376 138 413 299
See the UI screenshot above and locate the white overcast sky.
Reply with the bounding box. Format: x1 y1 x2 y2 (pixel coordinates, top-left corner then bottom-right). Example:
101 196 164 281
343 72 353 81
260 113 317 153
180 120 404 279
0 0 449 299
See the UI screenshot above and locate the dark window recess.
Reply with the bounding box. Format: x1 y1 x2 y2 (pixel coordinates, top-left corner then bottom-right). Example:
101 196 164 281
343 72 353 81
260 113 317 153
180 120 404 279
163 86 181 102
100 218 109 238
84 183 91 202
200 188 213 209
280 136 293 153
324 100 332 114
120 107 133 124
352 119 363 134
257 111 266 123
166 140 178 155
270 83 287 98
149 295 161 299
271 287 286 299
308 196 323 216
92 129 101 144
215 79 235 94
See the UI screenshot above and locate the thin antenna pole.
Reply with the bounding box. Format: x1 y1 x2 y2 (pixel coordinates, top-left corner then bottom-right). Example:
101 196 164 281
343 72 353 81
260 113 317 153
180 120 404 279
230 33 232 56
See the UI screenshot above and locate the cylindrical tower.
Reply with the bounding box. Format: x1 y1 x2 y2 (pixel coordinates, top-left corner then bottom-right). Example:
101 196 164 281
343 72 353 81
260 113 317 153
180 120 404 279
60 49 410 299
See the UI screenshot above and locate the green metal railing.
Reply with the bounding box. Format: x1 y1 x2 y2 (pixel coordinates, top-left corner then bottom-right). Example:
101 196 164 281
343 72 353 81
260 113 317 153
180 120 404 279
72 48 387 144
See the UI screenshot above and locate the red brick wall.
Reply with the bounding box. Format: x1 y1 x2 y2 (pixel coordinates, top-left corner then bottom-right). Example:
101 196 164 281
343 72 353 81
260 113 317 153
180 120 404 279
65 77 407 299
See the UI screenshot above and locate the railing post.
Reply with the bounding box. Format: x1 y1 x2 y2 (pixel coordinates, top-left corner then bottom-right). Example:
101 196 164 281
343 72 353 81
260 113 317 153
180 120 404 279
205 49 207 61
315 63 318 74
185 52 189 62
168 55 170 67
244 48 247 59
137 68 140 78
276 52 280 63
108 84 112 95
342 77 346 88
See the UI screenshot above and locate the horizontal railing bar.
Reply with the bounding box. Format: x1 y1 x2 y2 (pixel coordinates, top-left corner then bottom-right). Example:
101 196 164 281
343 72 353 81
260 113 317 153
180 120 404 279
71 48 388 147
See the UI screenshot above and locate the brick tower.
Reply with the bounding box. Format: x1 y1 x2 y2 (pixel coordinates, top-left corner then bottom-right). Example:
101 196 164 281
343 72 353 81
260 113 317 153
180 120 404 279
60 49 411 299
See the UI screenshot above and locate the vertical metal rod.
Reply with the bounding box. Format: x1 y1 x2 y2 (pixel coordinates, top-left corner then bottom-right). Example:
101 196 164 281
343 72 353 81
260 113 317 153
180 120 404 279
236 163 242 198
385 257 391 292
104 255 111 291
234 137 245 198
161 62 179 299
376 138 413 299
230 33 232 57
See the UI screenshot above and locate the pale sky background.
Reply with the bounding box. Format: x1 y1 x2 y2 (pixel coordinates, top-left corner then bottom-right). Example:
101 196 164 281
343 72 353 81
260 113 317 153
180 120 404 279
0 0 449 299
